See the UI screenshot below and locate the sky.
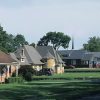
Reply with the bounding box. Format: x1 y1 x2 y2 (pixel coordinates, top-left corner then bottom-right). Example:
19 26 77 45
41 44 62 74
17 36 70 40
0 0 100 50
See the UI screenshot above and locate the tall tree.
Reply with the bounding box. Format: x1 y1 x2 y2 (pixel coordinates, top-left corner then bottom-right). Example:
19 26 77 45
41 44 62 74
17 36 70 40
83 36 100 52
0 25 10 53
0 25 29 53
14 34 29 49
37 32 71 50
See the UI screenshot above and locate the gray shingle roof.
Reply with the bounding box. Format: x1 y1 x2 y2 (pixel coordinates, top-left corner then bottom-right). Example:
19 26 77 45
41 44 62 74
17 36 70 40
42 50 55 59
58 50 100 61
36 46 63 63
58 50 87 59
91 52 100 58
10 53 30 65
12 45 43 65
82 53 93 61
24 45 43 65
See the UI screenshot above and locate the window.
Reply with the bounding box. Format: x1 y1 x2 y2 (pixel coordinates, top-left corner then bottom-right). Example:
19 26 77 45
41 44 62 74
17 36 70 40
71 60 76 65
72 60 76 65
22 49 24 56
62 54 70 57
21 58 25 62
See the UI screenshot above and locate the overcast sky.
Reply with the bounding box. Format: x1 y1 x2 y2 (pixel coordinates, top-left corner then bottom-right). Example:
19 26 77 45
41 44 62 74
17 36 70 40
0 0 100 50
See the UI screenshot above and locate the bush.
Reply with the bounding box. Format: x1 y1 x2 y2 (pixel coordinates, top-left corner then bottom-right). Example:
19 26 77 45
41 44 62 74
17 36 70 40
18 66 36 81
24 72 33 81
5 77 24 83
12 72 16 77
38 68 54 76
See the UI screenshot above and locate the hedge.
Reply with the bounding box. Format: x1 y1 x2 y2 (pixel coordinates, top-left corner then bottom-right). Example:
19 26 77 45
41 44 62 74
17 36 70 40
5 77 24 83
32 76 100 81
64 68 100 73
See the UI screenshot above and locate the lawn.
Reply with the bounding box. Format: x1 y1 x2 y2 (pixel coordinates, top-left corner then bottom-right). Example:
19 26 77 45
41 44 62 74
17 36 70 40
0 81 100 100
54 72 100 78
1 70 100 100
33 72 100 80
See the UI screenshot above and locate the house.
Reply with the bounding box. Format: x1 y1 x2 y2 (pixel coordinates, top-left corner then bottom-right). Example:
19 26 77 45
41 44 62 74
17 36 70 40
58 50 100 68
11 45 64 74
0 50 18 83
36 46 64 73
10 45 43 71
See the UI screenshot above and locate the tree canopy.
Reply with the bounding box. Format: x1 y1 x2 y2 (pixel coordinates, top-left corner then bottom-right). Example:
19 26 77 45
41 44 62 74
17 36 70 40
37 32 71 50
83 36 100 52
0 25 28 53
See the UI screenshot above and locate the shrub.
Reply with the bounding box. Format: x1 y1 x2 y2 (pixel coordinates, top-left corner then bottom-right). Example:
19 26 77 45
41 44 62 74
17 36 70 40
24 72 33 81
12 72 16 77
5 77 24 83
18 66 36 81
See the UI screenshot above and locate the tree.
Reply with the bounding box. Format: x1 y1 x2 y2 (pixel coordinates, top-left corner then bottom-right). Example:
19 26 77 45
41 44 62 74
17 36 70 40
0 25 29 53
0 26 13 52
37 32 71 50
83 36 100 52
14 34 29 49
30 42 35 47
5 34 15 52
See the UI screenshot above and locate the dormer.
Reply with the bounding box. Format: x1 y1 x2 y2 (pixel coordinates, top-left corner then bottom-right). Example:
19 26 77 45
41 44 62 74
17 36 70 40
20 49 26 62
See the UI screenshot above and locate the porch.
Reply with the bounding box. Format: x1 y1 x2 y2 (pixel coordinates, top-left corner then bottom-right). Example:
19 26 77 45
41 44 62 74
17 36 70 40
0 64 19 83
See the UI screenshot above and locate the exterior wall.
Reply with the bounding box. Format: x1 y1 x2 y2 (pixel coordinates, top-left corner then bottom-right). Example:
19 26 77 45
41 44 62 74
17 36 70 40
47 58 56 71
32 65 42 71
10 65 16 75
63 59 91 68
0 64 18 83
47 58 55 67
55 65 64 74
0 76 5 83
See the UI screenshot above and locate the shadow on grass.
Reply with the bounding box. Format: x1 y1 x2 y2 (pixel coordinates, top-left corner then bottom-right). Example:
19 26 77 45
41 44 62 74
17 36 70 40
0 82 100 100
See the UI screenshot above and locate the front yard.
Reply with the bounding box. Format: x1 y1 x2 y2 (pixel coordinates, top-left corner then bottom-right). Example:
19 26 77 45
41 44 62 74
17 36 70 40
1 69 100 100
0 81 100 100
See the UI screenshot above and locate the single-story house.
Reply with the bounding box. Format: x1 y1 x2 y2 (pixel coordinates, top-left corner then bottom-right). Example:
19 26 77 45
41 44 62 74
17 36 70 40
58 50 100 68
0 50 18 83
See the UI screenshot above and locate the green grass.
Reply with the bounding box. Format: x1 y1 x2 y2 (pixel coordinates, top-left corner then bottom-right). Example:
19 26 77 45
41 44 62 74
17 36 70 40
0 81 100 100
33 72 100 80
65 68 100 72
54 72 100 78
1 71 100 100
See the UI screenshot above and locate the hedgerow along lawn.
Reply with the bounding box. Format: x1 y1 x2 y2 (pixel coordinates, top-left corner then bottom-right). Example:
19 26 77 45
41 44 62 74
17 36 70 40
33 72 100 80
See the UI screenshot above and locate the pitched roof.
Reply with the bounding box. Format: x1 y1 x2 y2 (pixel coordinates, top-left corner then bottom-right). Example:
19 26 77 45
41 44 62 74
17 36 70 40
24 45 43 65
0 51 16 64
10 53 30 65
42 50 55 59
91 52 100 58
82 53 93 61
36 46 63 63
58 50 100 61
58 50 87 59
14 45 43 65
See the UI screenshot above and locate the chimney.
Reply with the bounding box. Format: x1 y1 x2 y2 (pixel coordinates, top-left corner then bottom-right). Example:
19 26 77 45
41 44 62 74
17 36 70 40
72 36 74 50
